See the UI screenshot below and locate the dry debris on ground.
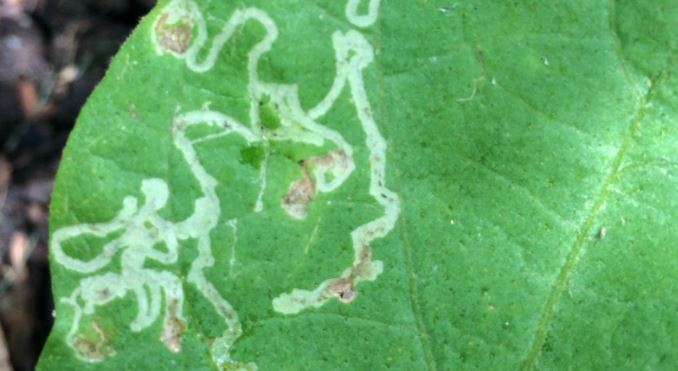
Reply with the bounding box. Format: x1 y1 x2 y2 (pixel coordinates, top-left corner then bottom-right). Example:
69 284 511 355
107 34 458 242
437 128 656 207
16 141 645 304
0 1 154 369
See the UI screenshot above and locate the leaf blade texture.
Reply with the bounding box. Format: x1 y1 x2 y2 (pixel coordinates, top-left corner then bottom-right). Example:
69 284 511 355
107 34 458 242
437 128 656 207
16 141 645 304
39 1 678 370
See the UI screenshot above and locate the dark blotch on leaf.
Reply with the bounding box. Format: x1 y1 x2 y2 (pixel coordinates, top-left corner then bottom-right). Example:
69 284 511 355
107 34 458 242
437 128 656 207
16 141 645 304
239 145 265 169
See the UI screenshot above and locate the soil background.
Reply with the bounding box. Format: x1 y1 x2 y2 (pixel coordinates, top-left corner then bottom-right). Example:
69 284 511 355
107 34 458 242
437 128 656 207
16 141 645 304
0 1 154 369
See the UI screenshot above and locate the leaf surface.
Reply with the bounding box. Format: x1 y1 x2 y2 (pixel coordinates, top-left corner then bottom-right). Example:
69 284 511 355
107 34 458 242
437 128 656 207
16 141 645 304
39 1 678 370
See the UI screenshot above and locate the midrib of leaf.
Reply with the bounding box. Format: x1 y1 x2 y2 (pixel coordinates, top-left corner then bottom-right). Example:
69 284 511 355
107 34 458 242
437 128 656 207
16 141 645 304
520 47 677 371
607 0 637 96
372 7 438 371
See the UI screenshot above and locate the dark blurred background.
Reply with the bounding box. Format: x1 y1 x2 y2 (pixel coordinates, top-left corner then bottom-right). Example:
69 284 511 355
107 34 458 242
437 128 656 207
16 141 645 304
0 0 154 369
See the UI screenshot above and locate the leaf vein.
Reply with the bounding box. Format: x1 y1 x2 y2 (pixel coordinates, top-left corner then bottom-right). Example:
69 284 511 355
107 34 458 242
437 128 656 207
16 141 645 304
520 46 678 371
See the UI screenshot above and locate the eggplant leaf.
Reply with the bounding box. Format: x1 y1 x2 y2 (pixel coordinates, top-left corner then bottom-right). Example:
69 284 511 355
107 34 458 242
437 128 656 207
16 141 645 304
39 1 678 370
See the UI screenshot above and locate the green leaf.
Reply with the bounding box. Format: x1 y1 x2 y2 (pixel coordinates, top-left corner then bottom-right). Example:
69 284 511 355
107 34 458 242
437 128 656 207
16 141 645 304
39 0 678 370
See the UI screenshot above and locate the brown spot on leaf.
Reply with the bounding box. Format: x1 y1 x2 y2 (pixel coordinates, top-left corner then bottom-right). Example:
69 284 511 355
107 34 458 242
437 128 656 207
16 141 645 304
73 322 113 362
154 14 193 55
327 279 356 304
311 148 351 170
354 245 375 277
281 148 352 220
282 168 315 220
160 299 185 353
322 245 382 305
